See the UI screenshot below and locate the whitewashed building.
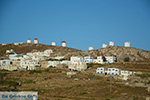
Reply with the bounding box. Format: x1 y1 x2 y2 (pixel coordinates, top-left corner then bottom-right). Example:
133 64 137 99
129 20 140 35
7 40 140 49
109 41 114 46
89 47 94 50
105 56 117 63
96 56 105 64
120 70 135 80
14 43 19 45
47 61 60 68
20 59 39 70
34 38 38 44
96 67 107 74
55 56 65 60
102 44 107 48
52 42 56 46
0 60 12 66
107 68 120 76
124 42 130 47
27 38 31 43
96 67 136 80
26 53 33 57
68 62 87 71
71 56 84 62
62 41 66 47
84 56 93 63
9 54 23 61
2 43 7 46
60 60 71 65
6 49 16 54
33 49 53 57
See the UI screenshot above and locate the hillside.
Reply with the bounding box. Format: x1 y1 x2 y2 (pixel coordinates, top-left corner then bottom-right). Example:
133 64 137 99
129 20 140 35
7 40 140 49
0 43 150 62
83 46 150 62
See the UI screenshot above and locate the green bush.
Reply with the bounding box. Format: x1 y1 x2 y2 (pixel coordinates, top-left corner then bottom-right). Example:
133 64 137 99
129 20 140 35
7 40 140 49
29 70 42 74
124 57 130 62
0 73 7 79
0 69 8 71
35 65 40 67
0 80 19 87
24 80 33 84
44 69 49 72
46 58 66 61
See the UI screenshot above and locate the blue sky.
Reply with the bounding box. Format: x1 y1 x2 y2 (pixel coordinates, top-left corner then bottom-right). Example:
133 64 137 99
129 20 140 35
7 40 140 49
0 0 150 51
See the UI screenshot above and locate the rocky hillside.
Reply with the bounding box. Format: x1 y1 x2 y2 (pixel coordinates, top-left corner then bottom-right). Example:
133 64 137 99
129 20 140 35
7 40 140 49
83 46 150 62
0 43 83 58
0 43 150 62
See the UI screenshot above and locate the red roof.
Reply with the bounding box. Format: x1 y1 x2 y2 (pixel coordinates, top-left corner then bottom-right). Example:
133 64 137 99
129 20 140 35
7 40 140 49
28 38 31 40
62 41 66 43
34 38 38 40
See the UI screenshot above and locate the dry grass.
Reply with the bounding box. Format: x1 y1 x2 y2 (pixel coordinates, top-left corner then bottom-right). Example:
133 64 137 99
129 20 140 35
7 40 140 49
1 65 150 100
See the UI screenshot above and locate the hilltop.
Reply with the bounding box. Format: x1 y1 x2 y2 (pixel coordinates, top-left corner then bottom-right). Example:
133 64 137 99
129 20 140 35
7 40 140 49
0 43 150 62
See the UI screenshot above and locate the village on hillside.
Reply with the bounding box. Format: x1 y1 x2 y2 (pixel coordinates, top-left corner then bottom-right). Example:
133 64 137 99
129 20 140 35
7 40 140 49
0 38 138 80
0 39 150 100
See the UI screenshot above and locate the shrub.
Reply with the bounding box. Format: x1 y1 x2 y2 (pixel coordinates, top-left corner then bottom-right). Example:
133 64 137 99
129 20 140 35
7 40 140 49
44 69 49 72
24 80 33 84
0 69 8 71
0 80 19 87
124 57 130 62
0 73 7 79
29 70 42 74
35 65 40 67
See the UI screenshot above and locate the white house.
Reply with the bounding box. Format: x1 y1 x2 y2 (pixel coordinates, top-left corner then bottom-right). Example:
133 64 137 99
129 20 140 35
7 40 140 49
2 43 7 46
84 56 93 63
60 60 71 66
109 41 114 46
71 56 84 62
47 61 60 68
96 67 107 74
9 54 23 61
20 59 39 70
0 60 12 66
124 42 130 47
96 56 105 64
105 56 117 63
14 43 19 45
120 70 135 80
33 49 53 57
55 56 65 60
26 53 33 57
89 47 94 50
68 62 87 71
52 42 56 46
102 44 107 48
107 68 120 76
6 49 16 54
